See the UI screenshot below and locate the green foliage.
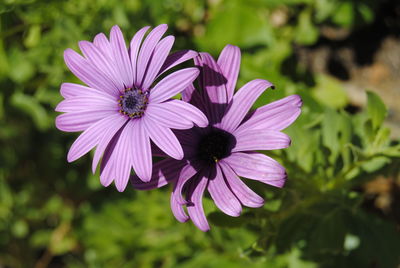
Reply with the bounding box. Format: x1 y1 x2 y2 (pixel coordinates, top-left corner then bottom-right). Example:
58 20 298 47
1 0 399 267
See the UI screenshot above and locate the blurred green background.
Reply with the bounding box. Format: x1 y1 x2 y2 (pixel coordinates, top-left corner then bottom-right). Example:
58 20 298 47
1 0 400 267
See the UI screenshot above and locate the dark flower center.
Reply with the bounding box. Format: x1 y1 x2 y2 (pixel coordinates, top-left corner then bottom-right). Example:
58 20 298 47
118 88 149 118
196 128 236 164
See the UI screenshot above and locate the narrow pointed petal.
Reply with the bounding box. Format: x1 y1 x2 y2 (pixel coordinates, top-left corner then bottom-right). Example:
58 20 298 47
146 103 193 130
171 192 189 222
236 95 302 134
93 33 113 59
131 158 185 190
131 120 152 182
196 52 228 123
92 115 127 173
223 152 287 188
233 129 291 152
111 121 137 192
110 25 133 88
141 36 175 89
147 99 208 129
136 24 168 87
217 44 241 101
99 128 123 187
60 83 112 99
55 110 114 132
78 41 124 91
172 164 198 205
187 174 210 232
158 49 198 77
143 116 183 160
150 68 199 103
67 114 121 162
64 48 119 96
55 95 116 113
220 79 273 132
219 161 264 208
130 26 151 85
208 164 242 217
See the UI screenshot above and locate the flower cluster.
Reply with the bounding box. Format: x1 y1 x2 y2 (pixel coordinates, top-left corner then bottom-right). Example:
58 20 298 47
55 25 302 231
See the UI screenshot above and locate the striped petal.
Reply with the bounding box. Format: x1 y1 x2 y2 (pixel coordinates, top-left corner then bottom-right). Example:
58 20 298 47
131 158 186 190
186 173 210 232
219 161 264 208
158 49 198 78
67 114 122 162
64 48 119 96
223 152 287 188
217 44 241 102
208 164 242 217
136 24 168 87
131 120 152 182
235 95 302 134
220 79 273 133
110 25 133 88
150 67 199 103
233 129 291 152
143 116 183 160
141 35 175 90
55 110 114 132
130 26 151 85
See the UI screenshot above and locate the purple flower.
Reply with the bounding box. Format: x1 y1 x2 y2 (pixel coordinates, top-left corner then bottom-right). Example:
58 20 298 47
132 45 302 231
55 24 208 191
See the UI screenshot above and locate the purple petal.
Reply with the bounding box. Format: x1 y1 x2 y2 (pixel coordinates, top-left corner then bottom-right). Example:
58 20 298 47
92 115 127 173
131 158 185 190
208 164 242 217
150 68 199 103
146 103 193 130
55 95 117 113
60 83 112 99
181 84 208 115
129 26 151 85
141 35 175 90
219 161 264 208
236 95 302 134
64 48 119 96
67 114 121 162
131 120 152 182
148 99 208 129
186 173 210 232
171 192 189 222
223 152 287 188
158 50 198 77
99 127 123 187
217 44 241 102
55 110 114 132
93 33 113 59
78 41 124 91
196 52 228 123
220 79 273 133
136 24 168 87
113 120 138 192
171 164 198 205
110 25 133 88
233 129 291 152
142 116 183 160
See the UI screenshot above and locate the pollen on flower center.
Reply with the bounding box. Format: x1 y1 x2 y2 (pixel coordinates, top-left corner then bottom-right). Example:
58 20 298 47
118 88 149 118
196 128 236 164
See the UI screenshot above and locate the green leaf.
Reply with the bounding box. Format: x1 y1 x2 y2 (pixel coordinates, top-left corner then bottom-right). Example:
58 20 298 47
366 91 387 130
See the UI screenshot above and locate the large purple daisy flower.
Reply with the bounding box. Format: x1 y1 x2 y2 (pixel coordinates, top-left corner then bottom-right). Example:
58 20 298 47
132 45 302 231
55 25 208 191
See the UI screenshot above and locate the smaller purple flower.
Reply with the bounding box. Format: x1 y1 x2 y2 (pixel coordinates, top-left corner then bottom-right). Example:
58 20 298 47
132 45 302 231
55 25 208 191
